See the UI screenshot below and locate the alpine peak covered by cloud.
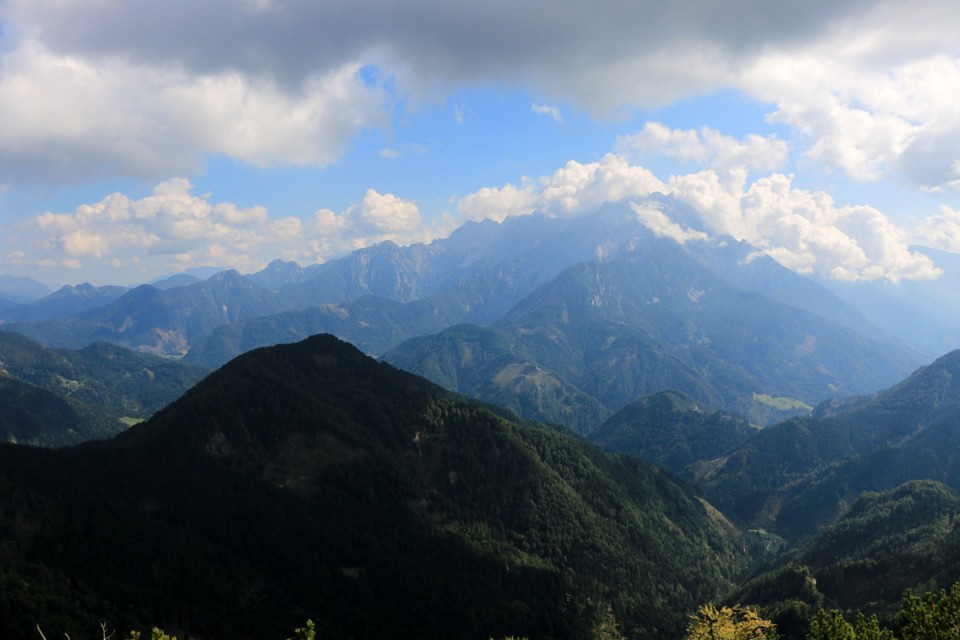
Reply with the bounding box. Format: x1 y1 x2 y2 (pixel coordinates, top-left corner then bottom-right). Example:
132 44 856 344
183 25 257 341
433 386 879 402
0 0 958 287
8 150 940 286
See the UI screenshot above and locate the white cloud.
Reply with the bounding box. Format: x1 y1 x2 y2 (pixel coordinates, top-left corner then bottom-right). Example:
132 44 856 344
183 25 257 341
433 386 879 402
377 143 427 159
348 189 424 236
457 181 539 223
915 205 960 252
531 103 563 123
456 152 938 283
537 154 668 217
3 0 960 194
630 201 709 245
742 52 919 183
670 170 941 283
456 154 666 223
5 179 435 283
619 122 788 174
738 25 960 191
0 38 385 184
24 178 305 274
2 152 944 285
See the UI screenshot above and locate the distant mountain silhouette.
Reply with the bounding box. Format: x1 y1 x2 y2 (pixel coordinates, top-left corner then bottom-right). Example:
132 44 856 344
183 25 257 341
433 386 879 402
0 282 128 322
385 235 918 430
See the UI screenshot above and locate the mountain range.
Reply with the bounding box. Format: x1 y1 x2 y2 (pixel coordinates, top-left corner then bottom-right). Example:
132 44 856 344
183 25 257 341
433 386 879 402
584 346 960 542
0 334 750 639
384 233 918 429
578 349 960 634
3 195 960 637
0 196 929 436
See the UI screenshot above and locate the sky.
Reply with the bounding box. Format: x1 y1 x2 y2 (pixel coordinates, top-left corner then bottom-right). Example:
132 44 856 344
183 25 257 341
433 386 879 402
1 0 960 287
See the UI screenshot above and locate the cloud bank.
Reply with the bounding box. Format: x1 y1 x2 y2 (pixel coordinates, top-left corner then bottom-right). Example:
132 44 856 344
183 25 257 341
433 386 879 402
2 0 960 191
0 39 385 184
8 179 433 284
0 0 957 285
4 122 942 285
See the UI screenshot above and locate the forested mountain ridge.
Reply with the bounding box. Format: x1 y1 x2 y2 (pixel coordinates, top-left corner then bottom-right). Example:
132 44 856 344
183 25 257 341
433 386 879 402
0 331 208 416
0 375 123 446
0 333 751 640
581 347 960 562
684 348 960 538
0 330 207 445
729 480 960 637
0 199 957 639
579 360 960 636
586 390 758 478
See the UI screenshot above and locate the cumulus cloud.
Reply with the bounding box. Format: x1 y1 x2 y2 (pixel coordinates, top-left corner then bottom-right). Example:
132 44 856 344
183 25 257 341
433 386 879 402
740 23 960 190
347 189 424 237
455 153 938 283
915 205 960 252
742 53 919 183
300 188 436 257
25 178 300 274
2 151 943 285
669 171 941 282
457 181 539 223
537 154 668 217
4 179 433 284
0 37 385 184
630 201 709 245
456 154 667 223
619 122 788 174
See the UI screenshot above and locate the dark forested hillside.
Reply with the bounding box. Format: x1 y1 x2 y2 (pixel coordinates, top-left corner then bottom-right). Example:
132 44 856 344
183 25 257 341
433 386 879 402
0 334 751 640
587 390 758 477
0 375 123 445
730 480 960 636
0 331 208 416
0 331 207 445
686 349 960 538
577 348 960 637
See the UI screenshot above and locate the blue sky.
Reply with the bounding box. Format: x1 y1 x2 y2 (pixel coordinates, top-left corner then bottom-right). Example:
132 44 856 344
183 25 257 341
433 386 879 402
0 0 959 286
